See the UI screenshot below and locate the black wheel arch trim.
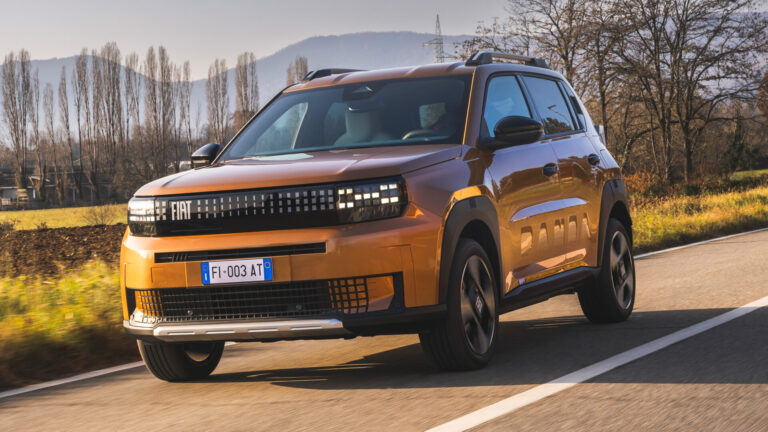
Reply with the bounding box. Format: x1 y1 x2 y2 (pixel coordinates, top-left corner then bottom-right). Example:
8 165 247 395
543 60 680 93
438 195 502 305
597 179 632 266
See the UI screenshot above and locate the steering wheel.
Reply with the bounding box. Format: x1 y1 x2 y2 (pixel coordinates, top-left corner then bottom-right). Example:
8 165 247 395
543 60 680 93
402 129 441 140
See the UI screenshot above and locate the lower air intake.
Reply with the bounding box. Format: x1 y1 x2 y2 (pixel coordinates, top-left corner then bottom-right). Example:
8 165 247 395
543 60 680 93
131 277 370 323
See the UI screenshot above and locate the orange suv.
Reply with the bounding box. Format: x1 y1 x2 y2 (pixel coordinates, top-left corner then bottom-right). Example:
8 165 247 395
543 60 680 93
122 52 635 381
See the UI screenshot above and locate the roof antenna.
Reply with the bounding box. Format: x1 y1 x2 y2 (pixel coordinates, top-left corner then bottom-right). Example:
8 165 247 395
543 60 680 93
422 14 447 63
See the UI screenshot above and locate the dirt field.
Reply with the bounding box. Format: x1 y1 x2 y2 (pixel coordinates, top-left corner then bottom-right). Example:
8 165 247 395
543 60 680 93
0 224 125 277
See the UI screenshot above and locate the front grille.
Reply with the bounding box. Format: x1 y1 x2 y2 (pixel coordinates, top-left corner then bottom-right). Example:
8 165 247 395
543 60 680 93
129 176 406 237
154 243 326 263
131 277 370 322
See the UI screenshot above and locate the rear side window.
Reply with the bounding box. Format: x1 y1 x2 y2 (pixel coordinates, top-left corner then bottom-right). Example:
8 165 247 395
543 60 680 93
482 75 531 138
522 76 576 134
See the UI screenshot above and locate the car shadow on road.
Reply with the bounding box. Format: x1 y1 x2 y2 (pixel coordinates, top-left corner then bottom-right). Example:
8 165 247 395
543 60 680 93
204 307 767 389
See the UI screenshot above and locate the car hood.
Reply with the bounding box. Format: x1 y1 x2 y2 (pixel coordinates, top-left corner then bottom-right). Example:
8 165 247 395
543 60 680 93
135 144 462 197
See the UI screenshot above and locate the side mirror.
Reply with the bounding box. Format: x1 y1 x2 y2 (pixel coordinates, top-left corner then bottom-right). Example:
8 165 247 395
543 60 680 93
191 143 221 168
481 116 544 151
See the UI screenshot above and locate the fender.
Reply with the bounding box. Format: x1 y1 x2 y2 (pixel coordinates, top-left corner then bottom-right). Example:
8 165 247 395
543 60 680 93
438 196 502 304
596 179 632 265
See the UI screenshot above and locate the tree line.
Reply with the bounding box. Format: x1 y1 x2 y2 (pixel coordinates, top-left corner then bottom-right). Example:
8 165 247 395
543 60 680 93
458 0 768 185
0 44 262 204
3 0 768 206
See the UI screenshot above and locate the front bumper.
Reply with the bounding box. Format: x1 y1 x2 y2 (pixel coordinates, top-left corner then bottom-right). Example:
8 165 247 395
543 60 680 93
123 305 447 343
120 206 446 341
124 318 352 342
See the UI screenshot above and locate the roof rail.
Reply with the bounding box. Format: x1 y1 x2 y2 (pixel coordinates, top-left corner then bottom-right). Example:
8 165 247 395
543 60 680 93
465 52 549 69
303 68 365 81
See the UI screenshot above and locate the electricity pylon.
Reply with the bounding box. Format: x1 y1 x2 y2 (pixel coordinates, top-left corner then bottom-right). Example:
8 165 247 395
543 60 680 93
423 14 447 63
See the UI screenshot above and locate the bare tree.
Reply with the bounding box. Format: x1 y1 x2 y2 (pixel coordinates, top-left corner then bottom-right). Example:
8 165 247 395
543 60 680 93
95 42 123 191
124 52 141 142
285 55 308 85
59 66 81 201
235 52 259 130
206 58 230 144
157 46 177 171
758 68 768 119
460 0 587 88
615 0 768 182
142 46 167 180
1 50 33 191
178 61 193 159
29 71 45 201
456 18 527 60
43 83 66 204
71 48 97 200
581 0 620 145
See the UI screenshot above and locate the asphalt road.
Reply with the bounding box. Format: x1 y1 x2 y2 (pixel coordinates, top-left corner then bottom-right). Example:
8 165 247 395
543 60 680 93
2 231 767 431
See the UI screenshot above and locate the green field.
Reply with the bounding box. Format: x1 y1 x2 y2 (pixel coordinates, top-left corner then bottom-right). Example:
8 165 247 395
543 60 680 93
0 204 126 230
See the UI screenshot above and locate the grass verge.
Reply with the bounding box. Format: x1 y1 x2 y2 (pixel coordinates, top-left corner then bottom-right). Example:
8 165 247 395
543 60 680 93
0 204 126 230
0 261 138 391
633 184 768 253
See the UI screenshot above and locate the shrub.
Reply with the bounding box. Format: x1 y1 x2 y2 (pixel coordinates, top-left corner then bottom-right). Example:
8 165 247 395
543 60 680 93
80 205 123 226
0 218 18 233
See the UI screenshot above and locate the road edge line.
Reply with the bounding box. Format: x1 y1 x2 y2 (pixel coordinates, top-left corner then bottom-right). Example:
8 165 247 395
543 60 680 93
426 294 768 432
0 362 145 400
634 227 768 259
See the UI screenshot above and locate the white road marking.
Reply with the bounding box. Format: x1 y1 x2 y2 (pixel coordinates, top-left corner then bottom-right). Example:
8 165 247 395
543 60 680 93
0 342 240 401
426 294 768 432
634 227 768 259
0 362 145 400
1 228 766 401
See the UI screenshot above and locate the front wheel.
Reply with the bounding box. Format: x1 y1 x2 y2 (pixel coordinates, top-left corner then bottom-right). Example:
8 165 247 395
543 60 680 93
138 340 224 382
420 238 499 371
578 218 636 323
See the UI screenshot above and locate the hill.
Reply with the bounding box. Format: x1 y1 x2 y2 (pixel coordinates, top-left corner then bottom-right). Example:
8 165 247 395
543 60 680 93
2 31 470 124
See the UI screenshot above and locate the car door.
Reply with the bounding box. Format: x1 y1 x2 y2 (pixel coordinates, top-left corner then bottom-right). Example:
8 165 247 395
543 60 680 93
520 75 601 270
482 74 564 291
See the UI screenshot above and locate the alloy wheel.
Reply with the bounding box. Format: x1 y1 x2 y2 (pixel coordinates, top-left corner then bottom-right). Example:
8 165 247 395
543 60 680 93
609 231 635 309
459 255 496 355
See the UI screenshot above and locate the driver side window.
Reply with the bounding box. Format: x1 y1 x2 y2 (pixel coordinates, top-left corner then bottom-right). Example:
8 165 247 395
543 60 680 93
482 75 531 138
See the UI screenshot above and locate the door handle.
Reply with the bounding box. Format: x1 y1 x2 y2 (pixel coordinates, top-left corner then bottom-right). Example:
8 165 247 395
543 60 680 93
587 154 601 165
543 163 559 177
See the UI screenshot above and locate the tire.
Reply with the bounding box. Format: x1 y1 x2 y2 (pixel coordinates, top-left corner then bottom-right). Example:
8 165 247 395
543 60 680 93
578 218 636 323
138 340 225 382
420 238 499 371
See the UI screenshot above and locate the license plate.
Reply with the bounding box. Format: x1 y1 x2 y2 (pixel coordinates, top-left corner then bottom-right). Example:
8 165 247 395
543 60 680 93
201 258 273 285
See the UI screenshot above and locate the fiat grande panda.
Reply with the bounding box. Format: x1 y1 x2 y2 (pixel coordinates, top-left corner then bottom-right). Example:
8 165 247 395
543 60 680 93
122 52 635 381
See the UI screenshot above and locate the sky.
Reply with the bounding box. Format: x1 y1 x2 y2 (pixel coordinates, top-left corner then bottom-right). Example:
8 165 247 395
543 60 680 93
1 0 506 79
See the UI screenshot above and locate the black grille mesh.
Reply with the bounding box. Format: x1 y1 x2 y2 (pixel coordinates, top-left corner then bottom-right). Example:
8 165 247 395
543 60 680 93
132 278 369 322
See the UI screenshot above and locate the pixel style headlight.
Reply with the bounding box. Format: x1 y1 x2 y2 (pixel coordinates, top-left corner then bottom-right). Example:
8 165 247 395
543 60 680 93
127 198 157 236
335 177 407 223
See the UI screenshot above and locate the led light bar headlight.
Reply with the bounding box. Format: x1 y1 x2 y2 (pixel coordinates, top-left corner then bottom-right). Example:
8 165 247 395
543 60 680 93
335 177 407 223
127 197 157 236
125 177 407 237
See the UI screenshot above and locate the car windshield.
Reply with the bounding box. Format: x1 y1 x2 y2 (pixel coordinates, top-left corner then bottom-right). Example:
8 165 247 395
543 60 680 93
218 75 472 160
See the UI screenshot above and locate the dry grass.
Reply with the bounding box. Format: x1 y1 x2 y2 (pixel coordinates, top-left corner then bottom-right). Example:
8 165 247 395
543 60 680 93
632 184 768 253
0 204 126 230
0 261 137 390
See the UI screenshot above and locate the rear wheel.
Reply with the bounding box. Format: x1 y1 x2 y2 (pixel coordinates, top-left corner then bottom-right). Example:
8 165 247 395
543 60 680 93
138 340 224 382
420 238 499 371
578 218 635 323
